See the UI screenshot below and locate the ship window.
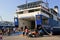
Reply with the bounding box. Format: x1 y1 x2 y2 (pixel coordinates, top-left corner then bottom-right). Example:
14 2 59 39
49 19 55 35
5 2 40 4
41 9 50 16
17 11 23 14
34 9 40 11
28 10 34 13
49 15 53 19
51 10 57 16
42 19 49 25
28 9 40 13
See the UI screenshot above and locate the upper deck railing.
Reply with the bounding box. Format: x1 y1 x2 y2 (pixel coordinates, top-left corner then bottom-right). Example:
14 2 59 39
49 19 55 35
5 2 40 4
17 1 48 10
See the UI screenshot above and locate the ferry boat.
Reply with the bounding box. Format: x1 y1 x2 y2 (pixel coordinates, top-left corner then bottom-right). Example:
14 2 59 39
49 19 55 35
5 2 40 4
14 0 60 34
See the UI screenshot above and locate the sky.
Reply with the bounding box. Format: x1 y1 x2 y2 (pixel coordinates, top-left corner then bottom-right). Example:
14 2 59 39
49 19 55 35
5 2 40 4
0 0 60 22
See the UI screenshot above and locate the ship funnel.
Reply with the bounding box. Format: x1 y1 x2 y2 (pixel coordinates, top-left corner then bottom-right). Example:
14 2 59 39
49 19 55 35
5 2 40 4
54 6 59 13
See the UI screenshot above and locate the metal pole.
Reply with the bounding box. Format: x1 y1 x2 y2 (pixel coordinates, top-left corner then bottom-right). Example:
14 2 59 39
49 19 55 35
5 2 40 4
37 0 42 1
0 16 3 21
35 15 37 29
46 0 48 7
26 0 28 9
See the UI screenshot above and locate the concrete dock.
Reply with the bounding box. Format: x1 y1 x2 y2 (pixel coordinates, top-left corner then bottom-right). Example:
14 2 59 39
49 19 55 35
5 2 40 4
3 35 60 40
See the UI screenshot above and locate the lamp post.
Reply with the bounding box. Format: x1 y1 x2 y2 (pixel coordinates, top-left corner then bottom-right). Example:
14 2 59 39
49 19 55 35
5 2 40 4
0 16 3 21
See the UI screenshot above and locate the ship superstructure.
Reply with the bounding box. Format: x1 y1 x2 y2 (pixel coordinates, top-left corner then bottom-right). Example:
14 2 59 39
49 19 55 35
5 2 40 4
15 0 60 30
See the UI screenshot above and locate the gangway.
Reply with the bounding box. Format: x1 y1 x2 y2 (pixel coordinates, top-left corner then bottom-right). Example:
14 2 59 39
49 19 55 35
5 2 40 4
35 15 52 35
36 15 60 35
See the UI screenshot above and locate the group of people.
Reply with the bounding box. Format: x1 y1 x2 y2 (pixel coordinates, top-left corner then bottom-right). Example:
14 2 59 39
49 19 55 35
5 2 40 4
21 25 44 37
0 25 48 37
20 25 52 37
22 26 29 36
0 27 17 36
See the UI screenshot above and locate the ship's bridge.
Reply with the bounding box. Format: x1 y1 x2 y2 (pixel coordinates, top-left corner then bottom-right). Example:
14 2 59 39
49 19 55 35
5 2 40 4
17 1 48 10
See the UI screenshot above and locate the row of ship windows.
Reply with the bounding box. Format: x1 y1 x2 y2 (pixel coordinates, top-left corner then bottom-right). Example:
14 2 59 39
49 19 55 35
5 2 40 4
17 9 40 14
18 1 44 10
19 5 40 10
19 4 47 10
17 9 57 17
17 9 49 15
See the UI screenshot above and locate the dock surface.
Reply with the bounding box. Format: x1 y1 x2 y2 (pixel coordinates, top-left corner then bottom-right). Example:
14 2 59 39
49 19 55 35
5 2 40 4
3 35 60 40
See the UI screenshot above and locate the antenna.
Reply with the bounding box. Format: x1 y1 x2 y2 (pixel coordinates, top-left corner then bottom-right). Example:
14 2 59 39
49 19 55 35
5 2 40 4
46 0 49 8
26 0 28 9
